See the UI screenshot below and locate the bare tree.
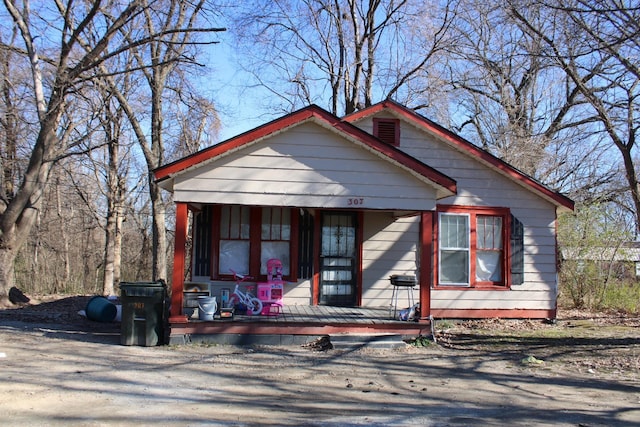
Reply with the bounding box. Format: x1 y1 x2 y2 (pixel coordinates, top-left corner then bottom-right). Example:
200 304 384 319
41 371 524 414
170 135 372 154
17 157 105 295
440 0 619 200
0 1 136 304
230 0 458 116
69 86 133 296
101 99 127 296
98 0 223 284
0 1 222 305
509 0 640 230
0 29 22 203
171 93 221 159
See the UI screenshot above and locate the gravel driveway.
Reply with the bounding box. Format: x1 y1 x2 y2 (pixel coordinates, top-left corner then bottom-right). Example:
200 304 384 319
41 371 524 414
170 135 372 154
0 297 638 426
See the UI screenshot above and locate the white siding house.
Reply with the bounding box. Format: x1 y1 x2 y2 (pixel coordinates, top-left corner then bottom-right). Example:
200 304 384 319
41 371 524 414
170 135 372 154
155 100 573 329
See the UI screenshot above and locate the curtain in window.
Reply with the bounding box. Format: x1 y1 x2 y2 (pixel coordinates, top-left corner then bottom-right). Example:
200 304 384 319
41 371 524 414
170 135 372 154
476 252 501 281
476 216 503 282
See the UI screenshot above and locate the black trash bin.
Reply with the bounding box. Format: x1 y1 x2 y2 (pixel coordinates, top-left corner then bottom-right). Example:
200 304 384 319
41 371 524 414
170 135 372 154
120 281 167 346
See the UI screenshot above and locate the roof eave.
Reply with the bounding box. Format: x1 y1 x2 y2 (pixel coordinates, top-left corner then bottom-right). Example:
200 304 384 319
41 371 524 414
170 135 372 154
345 100 575 212
155 103 458 198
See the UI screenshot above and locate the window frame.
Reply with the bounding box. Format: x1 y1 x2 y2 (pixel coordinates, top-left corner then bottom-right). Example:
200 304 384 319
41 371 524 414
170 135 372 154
211 205 298 282
438 212 471 286
260 207 292 277
217 205 251 278
435 205 512 289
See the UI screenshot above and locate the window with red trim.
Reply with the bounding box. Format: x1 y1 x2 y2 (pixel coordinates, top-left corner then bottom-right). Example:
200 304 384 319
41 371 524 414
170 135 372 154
260 208 291 276
218 205 251 276
211 205 296 280
436 206 511 288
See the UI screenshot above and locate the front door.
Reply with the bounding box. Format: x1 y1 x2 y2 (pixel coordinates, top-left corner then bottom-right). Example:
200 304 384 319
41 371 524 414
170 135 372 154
319 212 358 306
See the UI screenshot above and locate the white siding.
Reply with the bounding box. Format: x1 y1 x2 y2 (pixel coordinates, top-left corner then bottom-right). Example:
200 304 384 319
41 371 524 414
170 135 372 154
173 122 438 210
431 289 556 310
361 212 420 308
283 279 313 305
354 116 559 313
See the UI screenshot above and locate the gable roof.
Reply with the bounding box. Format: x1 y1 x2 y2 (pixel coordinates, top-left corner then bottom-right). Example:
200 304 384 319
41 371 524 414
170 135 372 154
344 99 575 212
154 104 457 197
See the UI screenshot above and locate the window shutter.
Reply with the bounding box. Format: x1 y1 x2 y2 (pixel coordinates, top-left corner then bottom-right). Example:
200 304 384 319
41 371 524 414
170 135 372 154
374 118 399 145
510 215 524 285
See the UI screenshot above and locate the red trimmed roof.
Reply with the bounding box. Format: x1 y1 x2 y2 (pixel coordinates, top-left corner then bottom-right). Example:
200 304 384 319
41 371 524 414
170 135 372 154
154 104 457 195
344 100 575 211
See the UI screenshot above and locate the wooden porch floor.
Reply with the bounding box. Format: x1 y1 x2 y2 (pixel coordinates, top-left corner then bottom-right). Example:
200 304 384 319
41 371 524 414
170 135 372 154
170 305 431 344
229 305 403 324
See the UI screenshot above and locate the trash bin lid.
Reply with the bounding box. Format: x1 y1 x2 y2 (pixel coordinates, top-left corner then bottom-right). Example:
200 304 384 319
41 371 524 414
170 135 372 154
119 281 166 297
119 281 165 288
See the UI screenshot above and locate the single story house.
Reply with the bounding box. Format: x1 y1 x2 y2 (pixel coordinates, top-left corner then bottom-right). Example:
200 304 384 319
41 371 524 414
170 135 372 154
154 100 574 343
561 242 640 279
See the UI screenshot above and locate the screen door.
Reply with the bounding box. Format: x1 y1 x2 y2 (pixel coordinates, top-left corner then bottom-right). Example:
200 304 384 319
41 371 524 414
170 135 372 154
319 212 357 306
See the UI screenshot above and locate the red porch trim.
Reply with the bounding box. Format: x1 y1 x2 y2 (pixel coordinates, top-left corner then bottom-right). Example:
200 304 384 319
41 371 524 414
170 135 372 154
431 308 557 320
312 212 321 305
344 100 574 211
419 212 433 318
356 211 364 306
169 202 188 322
554 210 559 316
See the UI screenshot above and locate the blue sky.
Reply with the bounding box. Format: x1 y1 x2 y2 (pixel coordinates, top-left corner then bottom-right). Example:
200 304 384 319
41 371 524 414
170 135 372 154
203 39 270 143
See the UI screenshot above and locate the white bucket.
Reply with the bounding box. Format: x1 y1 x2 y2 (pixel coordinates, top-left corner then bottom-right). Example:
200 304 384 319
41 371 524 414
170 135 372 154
198 296 217 321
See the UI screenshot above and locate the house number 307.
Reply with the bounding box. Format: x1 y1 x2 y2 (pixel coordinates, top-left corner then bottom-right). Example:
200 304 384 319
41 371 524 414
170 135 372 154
347 198 364 205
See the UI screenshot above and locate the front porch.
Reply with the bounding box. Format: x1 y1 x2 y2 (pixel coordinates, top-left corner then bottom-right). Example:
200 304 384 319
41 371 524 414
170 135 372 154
168 305 432 346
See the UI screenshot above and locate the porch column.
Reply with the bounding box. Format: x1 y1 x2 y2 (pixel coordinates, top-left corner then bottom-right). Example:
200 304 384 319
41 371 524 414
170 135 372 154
169 202 188 322
419 211 433 319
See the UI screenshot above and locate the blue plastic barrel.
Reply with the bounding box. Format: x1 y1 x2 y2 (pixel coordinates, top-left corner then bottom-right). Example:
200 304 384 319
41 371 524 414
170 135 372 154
85 296 117 322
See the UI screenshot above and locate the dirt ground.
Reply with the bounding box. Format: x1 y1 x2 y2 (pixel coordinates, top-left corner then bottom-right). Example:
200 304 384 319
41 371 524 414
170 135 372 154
0 296 639 426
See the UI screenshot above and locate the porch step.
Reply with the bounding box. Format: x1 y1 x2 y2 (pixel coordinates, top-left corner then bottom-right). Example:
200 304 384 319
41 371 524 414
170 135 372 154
328 333 408 350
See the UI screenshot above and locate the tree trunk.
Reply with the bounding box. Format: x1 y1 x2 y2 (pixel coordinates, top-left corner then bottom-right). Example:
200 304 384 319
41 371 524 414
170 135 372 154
102 127 125 296
113 205 124 286
0 247 17 307
55 177 71 293
0 125 58 303
150 178 167 282
103 183 125 295
103 208 117 296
